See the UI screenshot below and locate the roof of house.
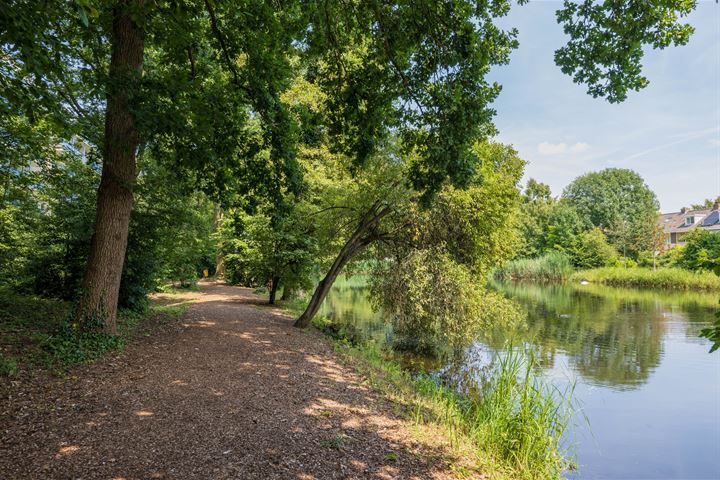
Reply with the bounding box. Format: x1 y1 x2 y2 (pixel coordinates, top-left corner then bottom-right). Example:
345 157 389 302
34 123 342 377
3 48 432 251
659 206 720 234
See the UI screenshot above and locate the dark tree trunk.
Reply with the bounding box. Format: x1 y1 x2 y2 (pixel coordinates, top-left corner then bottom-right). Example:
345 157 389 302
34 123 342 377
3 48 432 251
75 1 145 334
294 201 392 328
280 286 294 301
269 276 280 305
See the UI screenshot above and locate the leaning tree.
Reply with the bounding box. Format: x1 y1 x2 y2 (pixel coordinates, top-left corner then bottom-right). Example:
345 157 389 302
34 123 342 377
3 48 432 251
1 0 696 332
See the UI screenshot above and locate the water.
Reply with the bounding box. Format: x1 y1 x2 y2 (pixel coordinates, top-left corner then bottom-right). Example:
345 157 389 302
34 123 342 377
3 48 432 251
319 277 720 479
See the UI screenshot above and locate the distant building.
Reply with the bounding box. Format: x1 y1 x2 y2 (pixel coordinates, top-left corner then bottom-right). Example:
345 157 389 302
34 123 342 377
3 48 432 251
659 203 720 247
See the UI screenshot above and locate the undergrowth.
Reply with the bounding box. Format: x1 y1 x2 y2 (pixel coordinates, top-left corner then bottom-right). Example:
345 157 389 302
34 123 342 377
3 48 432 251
0 288 189 375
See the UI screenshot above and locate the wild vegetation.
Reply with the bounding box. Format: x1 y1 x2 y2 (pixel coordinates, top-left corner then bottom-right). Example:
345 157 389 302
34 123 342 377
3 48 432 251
0 0 710 478
569 267 720 291
502 171 720 291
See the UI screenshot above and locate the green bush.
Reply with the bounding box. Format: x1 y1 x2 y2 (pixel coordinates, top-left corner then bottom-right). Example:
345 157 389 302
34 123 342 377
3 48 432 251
571 228 618 268
494 251 574 282
371 249 524 354
679 230 720 271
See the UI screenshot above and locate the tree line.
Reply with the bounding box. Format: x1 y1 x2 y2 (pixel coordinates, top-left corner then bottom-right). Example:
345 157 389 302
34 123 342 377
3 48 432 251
1 0 698 342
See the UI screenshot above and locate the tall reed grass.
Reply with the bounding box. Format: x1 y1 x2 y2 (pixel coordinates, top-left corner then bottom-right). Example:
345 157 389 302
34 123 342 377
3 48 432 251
335 336 575 479
570 267 720 291
494 252 573 283
413 348 575 479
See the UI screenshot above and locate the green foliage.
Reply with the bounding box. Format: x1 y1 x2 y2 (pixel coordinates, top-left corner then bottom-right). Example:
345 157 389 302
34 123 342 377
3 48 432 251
691 197 720 210
219 205 318 294
571 228 618 269
555 0 695 103
494 252 574 283
678 230 720 271
518 179 556 258
562 168 659 257
371 249 523 354
0 286 188 374
544 201 586 257
42 321 125 365
0 129 215 311
570 267 720 291
657 245 685 268
363 142 525 353
700 315 720 354
0 354 18 376
425 142 525 277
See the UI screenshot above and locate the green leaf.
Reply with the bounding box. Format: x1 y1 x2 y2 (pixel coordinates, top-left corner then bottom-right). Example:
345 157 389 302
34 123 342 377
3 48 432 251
78 7 89 27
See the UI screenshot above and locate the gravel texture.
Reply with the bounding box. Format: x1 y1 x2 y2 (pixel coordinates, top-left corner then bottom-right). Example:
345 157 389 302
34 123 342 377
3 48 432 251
0 282 465 479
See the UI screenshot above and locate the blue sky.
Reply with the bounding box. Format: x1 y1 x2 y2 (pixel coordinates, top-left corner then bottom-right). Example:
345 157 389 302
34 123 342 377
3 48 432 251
487 1 719 212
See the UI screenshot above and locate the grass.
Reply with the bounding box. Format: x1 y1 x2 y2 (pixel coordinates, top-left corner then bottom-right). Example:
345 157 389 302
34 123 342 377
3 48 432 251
0 287 189 376
494 252 573 283
277 297 575 479
570 267 720 291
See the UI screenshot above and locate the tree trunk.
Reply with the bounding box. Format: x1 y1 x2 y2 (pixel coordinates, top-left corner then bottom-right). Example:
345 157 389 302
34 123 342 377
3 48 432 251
294 201 392 328
269 276 280 305
281 286 294 301
75 1 145 334
214 204 225 279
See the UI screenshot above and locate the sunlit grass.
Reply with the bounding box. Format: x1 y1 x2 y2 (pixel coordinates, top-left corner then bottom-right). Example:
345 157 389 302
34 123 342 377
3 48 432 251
570 267 720 291
299 307 575 479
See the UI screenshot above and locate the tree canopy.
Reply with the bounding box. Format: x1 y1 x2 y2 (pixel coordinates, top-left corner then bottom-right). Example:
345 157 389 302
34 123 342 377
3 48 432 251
1 0 699 332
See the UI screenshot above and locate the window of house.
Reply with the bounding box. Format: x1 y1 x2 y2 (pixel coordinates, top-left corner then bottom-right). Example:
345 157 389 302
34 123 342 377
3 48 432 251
685 216 695 226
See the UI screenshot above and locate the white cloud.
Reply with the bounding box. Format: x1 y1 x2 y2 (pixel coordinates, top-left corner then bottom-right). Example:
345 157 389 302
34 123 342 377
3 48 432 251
537 141 590 155
537 142 567 155
569 142 590 153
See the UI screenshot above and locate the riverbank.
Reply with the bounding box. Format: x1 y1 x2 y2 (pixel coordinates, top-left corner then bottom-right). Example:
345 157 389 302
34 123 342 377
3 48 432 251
281 298 574 479
569 267 720 290
493 256 720 291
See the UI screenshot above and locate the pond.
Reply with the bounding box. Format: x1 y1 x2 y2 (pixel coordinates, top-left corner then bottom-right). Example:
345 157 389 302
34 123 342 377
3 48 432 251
318 276 720 479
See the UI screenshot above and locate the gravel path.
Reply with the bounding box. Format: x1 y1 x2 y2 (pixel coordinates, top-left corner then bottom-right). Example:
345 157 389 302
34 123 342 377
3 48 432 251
0 282 463 479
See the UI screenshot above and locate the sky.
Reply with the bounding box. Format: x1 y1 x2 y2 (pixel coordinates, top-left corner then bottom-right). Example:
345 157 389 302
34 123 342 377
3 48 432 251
486 0 720 212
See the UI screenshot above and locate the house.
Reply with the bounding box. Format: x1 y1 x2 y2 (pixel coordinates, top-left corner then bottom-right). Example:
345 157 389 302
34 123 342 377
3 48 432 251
659 203 720 247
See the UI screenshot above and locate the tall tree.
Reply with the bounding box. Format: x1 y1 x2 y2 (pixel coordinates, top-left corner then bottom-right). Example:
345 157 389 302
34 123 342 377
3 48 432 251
75 0 145 331
562 168 659 257
1 0 698 331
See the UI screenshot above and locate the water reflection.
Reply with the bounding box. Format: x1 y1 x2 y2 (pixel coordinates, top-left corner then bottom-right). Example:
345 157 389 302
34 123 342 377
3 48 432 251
319 276 720 479
492 282 716 389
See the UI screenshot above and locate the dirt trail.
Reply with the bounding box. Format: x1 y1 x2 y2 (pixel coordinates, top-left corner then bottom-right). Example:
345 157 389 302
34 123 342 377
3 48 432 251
0 282 462 479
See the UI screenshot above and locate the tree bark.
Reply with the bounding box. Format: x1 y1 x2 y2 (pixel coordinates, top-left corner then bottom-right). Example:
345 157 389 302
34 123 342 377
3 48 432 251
75 1 145 334
294 201 392 328
280 286 294 301
269 276 280 305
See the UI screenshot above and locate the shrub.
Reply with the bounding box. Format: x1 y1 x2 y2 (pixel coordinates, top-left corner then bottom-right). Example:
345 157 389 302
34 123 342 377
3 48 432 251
370 249 524 354
679 230 720 271
571 228 618 268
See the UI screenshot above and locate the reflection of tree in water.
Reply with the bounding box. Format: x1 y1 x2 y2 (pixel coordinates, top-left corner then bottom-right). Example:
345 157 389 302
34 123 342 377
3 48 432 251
493 282 716 389
320 277 390 344
320 276 717 389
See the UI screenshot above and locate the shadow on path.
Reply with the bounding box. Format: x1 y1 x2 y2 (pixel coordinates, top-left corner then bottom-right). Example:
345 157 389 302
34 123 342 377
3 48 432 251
0 282 465 479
